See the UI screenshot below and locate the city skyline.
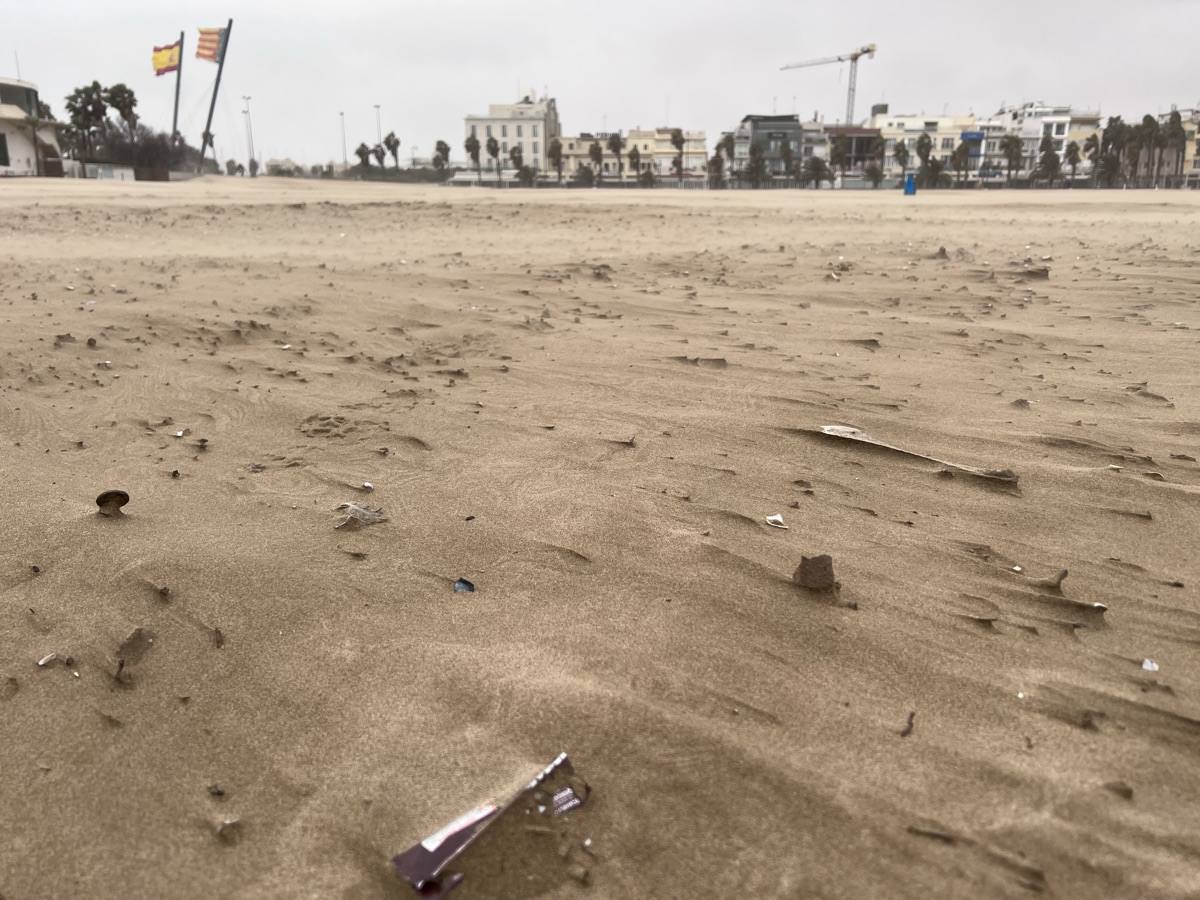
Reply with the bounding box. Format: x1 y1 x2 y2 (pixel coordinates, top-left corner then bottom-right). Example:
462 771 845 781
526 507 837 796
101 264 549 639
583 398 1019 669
6 0 1199 166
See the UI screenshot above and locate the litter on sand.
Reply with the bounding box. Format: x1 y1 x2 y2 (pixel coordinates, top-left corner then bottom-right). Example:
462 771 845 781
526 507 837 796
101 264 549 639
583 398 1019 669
334 503 388 529
765 514 788 529
1142 659 1160 673
96 490 130 517
452 578 475 593
392 752 590 899
809 425 1018 485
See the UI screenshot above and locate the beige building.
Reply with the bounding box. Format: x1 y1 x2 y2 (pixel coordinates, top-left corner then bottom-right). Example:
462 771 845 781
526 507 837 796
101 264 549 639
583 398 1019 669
0 77 63 176
554 128 705 180
464 94 561 175
867 107 978 175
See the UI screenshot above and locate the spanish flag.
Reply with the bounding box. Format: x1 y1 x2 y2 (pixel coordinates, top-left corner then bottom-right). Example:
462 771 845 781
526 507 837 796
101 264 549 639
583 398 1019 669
196 26 228 64
152 40 181 76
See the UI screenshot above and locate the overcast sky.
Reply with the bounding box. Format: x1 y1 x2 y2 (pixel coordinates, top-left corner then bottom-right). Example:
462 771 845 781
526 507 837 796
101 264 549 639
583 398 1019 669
7 0 1198 166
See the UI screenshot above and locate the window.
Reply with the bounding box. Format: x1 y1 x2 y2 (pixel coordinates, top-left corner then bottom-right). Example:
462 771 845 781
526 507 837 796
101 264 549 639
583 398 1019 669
568 142 575 150
941 137 953 149
517 125 523 137
532 142 539 156
924 121 937 131
1054 123 1066 135
0 134 8 167
470 125 477 138
532 125 539 137
501 125 507 137
1054 140 1063 151
486 125 492 137
502 141 508 153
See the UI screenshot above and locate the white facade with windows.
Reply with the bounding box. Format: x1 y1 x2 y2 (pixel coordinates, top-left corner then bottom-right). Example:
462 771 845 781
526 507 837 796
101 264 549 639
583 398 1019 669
464 95 561 174
0 77 62 177
866 110 978 173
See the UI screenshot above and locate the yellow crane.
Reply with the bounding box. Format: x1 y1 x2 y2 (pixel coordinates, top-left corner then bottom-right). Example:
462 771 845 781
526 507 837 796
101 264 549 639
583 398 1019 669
780 44 877 125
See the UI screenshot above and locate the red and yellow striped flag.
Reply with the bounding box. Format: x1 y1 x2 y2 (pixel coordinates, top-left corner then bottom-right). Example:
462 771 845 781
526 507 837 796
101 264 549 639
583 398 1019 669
152 40 181 76
196 26 228 64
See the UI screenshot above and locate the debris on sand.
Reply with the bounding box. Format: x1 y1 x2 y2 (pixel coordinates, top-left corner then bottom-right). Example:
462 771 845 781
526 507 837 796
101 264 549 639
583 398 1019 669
793 554 837 591
334 503 388 529
765 514 788 529
96 489 130 517
392 752 590 899
931 246 950 260
669 355 728 369
453 578 475 593
900 711 916 737
215 818 242 844
808 425 1018 485
1103 781 1134 801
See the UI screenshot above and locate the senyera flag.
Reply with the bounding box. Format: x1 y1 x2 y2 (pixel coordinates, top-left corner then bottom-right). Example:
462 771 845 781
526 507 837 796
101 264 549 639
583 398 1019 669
196 26 229 63
152 40 181 76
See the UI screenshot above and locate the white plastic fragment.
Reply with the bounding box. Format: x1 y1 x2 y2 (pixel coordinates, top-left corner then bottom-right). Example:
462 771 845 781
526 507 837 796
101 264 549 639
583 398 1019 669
765 514 788 529
1142 659 1159 673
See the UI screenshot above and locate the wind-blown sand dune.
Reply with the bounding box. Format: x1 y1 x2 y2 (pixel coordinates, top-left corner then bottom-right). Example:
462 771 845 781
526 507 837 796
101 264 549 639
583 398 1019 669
2 178 1198 898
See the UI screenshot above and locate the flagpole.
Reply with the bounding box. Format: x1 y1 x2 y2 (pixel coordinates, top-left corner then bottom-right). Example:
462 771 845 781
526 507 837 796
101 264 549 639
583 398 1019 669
198 17 233 173
172 29 184 142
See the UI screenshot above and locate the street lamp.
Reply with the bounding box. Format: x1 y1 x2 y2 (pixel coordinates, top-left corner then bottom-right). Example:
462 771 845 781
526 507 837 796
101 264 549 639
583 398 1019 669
374 104 381 145
339 111 347 167
242 95 256 173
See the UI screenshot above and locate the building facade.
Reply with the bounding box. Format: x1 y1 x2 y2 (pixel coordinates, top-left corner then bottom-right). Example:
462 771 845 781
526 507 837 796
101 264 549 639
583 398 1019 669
0 77 63 176
867 107 979 175
552 128 706 180
464 95 561 174
731 114 827 177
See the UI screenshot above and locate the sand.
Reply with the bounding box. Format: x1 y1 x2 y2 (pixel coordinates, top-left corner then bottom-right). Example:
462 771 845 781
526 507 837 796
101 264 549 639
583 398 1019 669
1 178 1198 899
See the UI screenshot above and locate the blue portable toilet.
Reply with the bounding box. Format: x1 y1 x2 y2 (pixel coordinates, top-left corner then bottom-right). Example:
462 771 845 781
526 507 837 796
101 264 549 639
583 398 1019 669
904 173 917 195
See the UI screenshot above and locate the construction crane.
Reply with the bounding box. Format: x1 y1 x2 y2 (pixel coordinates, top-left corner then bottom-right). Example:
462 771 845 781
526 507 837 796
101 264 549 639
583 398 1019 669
780 44 877 125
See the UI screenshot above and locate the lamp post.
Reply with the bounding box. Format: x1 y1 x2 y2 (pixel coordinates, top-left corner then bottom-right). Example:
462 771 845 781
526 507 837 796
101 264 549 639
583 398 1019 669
242 95 256 173
339 111 347 167
374 104 381 145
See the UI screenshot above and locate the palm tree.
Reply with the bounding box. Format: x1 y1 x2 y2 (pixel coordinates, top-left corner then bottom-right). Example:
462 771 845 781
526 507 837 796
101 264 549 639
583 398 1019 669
999 134 1023 185
893 140 910 188
926 157 946 188
606 132 625 182
486 135 500 183
384 131 401 168
588 140 603 183
1164 110 1187 186
802 156 829 189
868 135 886 168
829 135 850 185
628 145 641 183
355 142 372 171
1036 135 1061 187
746 142 767 188
720 133 735 182
707 152 724 189
372 144 386 169
1083 133 1101 186
1124 125 1143 186
548 138 564 184
671 128 686 186
780 140 794 187
464 134 482 184
950 142 970 186
64 81 108 177
509 143 523 174
435 140 451 168
864 162 883 188
225 158 237 176
1140 115 1160 188
1064 141 1081 186
914 133 934 187
104 83 138 155
248 157 259 178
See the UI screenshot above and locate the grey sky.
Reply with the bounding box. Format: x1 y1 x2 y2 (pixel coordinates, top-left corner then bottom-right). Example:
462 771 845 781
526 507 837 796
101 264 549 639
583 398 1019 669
8 0 1199 166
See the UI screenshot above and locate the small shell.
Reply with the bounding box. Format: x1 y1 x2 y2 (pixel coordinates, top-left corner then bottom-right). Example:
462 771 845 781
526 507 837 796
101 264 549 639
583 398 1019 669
96 490 130 517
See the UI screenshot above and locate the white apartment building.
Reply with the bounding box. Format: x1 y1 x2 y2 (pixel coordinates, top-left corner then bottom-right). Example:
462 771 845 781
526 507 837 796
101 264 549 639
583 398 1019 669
866 107 979 173
0 77 62 176
980 102 1099 175
464 94 561 174
555 128 707 180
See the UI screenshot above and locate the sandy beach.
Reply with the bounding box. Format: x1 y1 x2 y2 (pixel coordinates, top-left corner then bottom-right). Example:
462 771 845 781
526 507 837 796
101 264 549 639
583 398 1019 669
2 178 1198 899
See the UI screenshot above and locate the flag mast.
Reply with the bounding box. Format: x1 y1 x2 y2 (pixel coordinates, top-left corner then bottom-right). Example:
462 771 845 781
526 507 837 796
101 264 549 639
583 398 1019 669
172 29 184 142
198 17 233 172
